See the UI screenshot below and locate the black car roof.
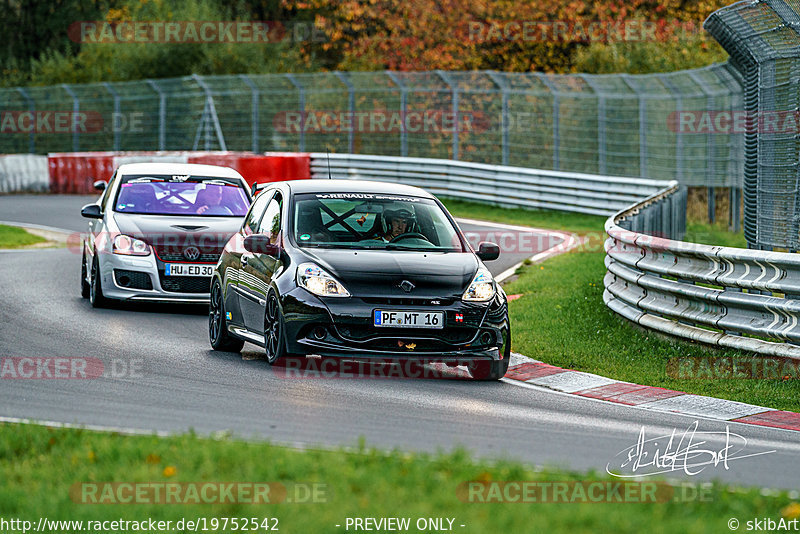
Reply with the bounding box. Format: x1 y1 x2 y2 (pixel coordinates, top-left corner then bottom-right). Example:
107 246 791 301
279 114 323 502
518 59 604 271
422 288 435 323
284 179 436 198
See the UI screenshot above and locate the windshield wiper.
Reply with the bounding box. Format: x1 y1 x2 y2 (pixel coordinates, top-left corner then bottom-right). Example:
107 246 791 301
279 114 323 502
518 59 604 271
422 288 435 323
300 243 361 249
391 245 457 252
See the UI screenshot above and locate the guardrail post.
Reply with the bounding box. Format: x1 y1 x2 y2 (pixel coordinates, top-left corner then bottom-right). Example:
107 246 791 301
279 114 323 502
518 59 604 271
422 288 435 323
385 71 407 157
677 185 687 240
239 74 259 153
61 84 80 152
661 196 671 239
486 71 510 166
146 79 166 151
708 187 716 223
436 71 459 160
334 71 355 154
730 186 741 231
538 75 561 170
285 74 305 152
103 82 121 152
16 88 35 154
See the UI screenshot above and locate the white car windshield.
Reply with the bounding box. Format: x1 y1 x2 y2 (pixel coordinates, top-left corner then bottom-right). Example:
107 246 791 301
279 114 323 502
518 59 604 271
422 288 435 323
114 174 250 216
292 193 466 252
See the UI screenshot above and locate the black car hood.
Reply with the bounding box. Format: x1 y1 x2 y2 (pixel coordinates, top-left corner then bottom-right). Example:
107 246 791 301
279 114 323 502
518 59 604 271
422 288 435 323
299 249 479 299
112 213 242 253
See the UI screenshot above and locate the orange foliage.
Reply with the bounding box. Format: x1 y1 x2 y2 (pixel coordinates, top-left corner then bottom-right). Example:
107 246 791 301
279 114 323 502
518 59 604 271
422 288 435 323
284 0 730 72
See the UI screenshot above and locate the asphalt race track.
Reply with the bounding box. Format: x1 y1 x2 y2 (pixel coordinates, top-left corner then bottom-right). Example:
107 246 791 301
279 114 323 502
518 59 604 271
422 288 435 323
1 195 799 490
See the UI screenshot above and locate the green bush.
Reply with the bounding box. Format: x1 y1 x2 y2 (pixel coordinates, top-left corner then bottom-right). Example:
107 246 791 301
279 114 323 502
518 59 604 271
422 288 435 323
572 36 728 74
9 0 313 87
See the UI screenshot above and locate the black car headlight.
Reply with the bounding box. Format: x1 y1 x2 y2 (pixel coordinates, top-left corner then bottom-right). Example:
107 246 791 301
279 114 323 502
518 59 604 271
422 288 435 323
297 262 350 298
462 267 495 302
112 234 151 256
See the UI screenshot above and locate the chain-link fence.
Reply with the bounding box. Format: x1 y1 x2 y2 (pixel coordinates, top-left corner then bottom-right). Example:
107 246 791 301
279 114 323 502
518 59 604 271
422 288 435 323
0 67 744 189
706 0 800 251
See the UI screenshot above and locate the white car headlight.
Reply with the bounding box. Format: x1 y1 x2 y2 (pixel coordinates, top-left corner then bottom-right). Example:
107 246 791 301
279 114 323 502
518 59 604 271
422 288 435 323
462 267 495 302
113 234 150 256
297 262 350 297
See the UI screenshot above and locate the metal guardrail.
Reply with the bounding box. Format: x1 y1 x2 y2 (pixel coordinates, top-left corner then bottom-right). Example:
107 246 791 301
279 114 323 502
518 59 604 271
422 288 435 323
309 153 671 217
604 185 800 360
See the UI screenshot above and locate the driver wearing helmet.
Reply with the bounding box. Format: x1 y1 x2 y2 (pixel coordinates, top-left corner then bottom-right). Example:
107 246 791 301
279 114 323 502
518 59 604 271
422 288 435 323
379 208 415 242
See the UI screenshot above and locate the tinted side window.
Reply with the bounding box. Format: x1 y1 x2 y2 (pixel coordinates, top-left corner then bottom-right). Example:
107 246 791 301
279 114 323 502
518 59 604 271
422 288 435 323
243 190 274 234
257 193 282 242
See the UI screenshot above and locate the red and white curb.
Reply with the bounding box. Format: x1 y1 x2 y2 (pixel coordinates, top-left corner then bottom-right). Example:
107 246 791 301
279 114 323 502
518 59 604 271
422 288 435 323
504 353 800 432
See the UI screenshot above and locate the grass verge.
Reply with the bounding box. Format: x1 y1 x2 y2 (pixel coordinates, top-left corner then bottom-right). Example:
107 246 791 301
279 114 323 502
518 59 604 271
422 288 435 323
0 224 47 248
685 220 747 248
1 423 797 533
442 199 800 413
444 197 606 235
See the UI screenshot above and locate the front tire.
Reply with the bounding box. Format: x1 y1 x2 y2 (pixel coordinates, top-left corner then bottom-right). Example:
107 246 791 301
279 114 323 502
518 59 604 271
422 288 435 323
470 329 511 381
209 279 244 352
80 249 90 298
264 291 287 364
469 357 510 381
89 255 108 308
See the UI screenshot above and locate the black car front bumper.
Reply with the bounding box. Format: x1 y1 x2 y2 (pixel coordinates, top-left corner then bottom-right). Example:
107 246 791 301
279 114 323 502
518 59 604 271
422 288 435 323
280 287 510 362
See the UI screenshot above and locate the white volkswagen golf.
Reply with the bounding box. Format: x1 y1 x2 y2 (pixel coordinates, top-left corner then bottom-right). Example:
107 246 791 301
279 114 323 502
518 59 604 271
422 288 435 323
79 163 252 307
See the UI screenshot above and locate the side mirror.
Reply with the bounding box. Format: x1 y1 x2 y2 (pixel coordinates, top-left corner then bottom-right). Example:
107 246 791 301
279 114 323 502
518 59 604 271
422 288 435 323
80 204 103 219
476 241 500 262
93 180 107 191
243 234 279 256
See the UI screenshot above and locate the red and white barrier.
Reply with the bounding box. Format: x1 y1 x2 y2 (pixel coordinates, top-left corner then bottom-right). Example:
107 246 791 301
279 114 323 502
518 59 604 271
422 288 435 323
188 151 310 186
46 151 311 193
0 154 49 193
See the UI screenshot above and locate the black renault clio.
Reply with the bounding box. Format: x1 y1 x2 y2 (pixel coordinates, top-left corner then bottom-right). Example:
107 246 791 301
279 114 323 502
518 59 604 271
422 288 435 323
209 179 510 380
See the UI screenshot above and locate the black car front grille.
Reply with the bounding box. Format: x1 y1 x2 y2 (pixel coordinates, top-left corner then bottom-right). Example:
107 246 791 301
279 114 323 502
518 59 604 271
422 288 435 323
158 274 211 293
114 269 153 290
361 297 455 306
156 252 219 263
336 324 475 345
152 242 224 264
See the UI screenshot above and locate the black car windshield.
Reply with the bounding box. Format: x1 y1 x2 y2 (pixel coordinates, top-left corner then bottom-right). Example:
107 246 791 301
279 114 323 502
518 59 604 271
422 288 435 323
114 174 249 216
292 193 466 252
